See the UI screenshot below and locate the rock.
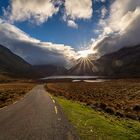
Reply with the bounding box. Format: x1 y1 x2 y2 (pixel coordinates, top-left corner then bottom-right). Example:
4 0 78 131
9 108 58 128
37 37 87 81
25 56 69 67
105 107 115 114
116 111 124 117
133 105 140 112
125 113 138 120
99 103 107 110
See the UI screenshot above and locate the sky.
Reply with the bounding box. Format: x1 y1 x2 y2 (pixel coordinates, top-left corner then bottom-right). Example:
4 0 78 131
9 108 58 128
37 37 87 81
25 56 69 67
0 0 140 67
0 0 110 49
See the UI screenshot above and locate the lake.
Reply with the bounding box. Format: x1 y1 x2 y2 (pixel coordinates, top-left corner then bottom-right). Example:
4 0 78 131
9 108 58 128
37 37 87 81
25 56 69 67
42 75 105 80
41 75 108 82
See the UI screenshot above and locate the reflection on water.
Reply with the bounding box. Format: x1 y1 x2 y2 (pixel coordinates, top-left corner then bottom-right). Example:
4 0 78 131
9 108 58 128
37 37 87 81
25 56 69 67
72 79 108 83
83 79 109 82
42 75 104 80
41 75 108 82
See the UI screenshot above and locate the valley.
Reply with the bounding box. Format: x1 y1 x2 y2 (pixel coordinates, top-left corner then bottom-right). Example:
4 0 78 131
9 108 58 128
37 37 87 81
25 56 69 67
0 43 140 140
0 1 140 139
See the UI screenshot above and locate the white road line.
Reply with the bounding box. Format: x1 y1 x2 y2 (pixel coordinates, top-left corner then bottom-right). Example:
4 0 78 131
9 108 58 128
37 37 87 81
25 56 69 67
54 106 58 114
48 94 55 103
52 99 55 103
48 94 58 114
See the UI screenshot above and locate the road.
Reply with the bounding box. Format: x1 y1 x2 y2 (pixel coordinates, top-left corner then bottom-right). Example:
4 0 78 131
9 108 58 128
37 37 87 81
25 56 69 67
0 85 80 140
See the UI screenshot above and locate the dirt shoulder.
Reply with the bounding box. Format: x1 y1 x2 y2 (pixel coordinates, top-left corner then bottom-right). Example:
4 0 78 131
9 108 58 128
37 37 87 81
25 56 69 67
0 82 36 108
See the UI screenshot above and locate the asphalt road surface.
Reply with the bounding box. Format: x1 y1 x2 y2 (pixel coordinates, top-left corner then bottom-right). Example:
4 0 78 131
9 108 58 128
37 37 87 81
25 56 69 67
0 85 80 140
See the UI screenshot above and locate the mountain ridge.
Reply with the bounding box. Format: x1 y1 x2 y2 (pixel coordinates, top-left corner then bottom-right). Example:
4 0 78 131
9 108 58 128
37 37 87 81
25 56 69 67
68 45 140 78
1 44 140 79
0 44 32 77
0 45 67 78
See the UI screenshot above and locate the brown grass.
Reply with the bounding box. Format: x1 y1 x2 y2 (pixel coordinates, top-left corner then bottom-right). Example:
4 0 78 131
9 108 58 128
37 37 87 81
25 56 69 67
0 82 36 108
46 79 140 120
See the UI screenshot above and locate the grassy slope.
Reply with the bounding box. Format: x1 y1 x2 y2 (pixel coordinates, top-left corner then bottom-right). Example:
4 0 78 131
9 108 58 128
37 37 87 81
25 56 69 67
56 97 140 140
46 80 140 120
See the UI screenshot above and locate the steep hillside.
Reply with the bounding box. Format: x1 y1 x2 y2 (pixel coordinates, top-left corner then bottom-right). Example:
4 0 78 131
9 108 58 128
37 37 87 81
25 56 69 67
0 45 32 77
68 45 140 77
68 58 96 75
33 65 67 78
95 45 140 77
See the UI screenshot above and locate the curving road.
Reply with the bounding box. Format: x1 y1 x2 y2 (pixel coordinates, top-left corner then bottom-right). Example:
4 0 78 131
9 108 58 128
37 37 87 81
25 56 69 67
0 85 80 140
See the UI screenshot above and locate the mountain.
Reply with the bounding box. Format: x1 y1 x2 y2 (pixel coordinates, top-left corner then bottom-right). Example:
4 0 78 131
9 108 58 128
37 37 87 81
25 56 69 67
0 45 67 79
68 45 140 78
0 44 32 77
33 65 67 78
1 43 140 79
95 45 140 77
68 58 95 75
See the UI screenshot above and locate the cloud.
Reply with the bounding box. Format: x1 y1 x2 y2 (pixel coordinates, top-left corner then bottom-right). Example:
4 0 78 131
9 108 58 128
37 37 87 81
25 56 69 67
0 18 3 23
95 0 106 3
63 0 93 28
90 0 140 56
3 0 93 28
0 19 77 66
67 20 78 29
3 0 59 24
64 0 93 20
101 6 108 19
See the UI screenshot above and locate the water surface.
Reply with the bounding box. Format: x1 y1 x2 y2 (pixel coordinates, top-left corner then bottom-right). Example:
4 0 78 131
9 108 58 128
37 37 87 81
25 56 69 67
42 75 104 80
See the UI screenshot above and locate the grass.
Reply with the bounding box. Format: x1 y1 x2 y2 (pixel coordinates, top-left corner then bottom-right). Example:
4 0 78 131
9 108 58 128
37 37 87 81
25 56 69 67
46 79 140 120
55 97 140 140
0 82 36 108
